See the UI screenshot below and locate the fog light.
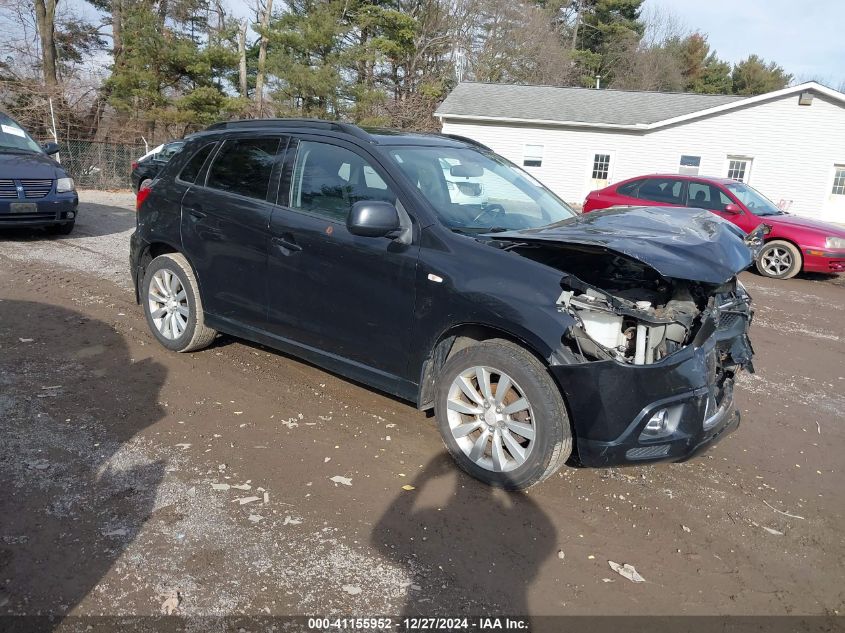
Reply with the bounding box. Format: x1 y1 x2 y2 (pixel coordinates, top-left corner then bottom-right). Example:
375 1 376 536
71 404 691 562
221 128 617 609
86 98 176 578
639 405 682 440
68 211 75 219
645 409 668 433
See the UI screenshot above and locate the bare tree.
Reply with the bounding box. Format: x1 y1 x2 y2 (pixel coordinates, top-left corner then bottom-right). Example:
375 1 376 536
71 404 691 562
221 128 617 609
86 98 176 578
254 0 273 114
238 18 249 98
33 0 60 86
609 5 689 92
469 0 574 86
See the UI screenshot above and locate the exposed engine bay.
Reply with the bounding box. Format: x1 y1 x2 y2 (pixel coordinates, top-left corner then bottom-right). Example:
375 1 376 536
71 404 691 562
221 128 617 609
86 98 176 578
510 245 753 366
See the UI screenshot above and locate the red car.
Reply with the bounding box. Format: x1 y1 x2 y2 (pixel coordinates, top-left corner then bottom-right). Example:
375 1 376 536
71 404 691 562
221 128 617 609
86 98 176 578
584 174 845 279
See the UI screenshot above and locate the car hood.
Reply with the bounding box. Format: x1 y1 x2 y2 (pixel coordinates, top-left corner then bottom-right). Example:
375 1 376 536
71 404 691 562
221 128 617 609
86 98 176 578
0 151 64 179
761 213 845 237
489 206 754 284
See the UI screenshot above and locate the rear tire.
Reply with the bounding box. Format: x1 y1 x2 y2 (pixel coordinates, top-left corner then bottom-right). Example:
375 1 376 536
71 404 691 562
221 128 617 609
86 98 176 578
756 240 801 279
434 339 572 490
142 253 217 352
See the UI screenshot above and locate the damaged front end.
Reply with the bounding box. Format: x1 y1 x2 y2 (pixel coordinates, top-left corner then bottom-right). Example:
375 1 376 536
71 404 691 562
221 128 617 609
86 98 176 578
492 206 757 466
557 270 753 370
552 265 754 465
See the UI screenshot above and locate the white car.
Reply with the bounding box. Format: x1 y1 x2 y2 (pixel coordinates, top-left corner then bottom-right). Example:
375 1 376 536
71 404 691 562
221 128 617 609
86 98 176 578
440 158 487 206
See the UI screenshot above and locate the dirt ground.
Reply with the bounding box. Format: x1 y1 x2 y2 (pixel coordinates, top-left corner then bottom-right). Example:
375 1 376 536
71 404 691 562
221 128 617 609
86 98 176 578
0 191 843 622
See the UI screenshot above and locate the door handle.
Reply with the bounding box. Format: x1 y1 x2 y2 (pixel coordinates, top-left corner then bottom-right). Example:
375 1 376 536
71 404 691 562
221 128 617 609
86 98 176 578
186 205 206 220
272 235 302 255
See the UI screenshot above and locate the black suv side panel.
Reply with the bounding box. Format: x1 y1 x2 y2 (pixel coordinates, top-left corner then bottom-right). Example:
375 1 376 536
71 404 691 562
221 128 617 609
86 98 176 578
267 135 420 380
180 134 285 330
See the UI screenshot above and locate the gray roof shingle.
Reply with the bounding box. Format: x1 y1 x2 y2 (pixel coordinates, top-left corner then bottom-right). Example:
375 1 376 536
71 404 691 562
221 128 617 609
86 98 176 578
435 83 746 127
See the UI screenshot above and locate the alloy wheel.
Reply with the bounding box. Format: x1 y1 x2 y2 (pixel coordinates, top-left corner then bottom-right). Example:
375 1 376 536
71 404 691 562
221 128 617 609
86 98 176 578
148 268 189 340
761 246 792 276
445 365 535 473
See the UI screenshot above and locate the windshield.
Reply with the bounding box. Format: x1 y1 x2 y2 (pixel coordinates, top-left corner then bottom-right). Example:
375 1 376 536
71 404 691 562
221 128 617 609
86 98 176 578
0 113 44 154
387 145 576 232
724 182 783 216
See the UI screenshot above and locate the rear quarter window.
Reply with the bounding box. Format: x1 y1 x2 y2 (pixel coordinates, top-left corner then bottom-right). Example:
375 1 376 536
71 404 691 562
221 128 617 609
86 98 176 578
637 178 684 204
178 143 217 184
616 180 642 197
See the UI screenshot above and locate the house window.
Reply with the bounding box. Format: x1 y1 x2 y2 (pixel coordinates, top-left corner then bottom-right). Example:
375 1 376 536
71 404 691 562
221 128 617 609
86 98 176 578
592 153 611 180
679 155 701 175
832 166 845 196
727 157 752 182
523 144 543 167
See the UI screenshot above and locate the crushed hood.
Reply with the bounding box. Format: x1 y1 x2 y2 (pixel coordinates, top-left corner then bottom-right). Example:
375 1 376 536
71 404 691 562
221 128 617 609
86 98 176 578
490 206 754 284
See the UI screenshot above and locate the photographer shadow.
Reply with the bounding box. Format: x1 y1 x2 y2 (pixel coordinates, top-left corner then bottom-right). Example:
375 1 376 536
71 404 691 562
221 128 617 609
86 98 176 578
0 300 167 622
372 453 556 621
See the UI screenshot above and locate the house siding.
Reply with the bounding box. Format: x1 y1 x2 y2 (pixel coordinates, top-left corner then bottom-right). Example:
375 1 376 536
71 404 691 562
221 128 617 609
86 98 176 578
441 92 845 221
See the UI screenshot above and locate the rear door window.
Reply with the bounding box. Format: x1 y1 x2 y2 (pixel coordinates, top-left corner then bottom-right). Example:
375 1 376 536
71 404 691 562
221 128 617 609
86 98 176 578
206 137 281 201
636 178 685 204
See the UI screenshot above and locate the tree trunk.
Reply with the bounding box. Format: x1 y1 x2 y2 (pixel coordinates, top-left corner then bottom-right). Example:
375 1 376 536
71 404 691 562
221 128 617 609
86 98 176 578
570 0 581 50
238 19 249 98
254 0 273 115
33 0 59 87
112 0 124 67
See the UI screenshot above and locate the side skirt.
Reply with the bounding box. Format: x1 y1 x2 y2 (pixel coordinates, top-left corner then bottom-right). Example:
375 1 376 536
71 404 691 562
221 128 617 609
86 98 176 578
204 314 420 404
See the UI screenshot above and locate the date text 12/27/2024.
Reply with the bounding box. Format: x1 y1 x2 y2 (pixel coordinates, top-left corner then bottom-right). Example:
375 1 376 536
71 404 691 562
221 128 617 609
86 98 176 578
306 617 530 631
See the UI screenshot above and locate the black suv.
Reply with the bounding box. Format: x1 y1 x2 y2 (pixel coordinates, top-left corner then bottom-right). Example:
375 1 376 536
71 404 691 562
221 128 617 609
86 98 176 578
131 119 755 489
130 140 185 192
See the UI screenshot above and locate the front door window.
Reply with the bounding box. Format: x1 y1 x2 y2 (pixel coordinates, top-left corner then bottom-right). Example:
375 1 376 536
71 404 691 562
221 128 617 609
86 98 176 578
289 141 396 222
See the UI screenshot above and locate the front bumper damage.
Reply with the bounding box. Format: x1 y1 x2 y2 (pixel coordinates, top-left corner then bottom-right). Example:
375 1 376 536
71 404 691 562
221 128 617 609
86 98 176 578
550 308 753 467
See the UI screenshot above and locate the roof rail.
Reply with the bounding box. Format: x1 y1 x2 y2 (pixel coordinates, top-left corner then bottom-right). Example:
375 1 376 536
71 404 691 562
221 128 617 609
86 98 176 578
440 133 491 151
205 118 373 142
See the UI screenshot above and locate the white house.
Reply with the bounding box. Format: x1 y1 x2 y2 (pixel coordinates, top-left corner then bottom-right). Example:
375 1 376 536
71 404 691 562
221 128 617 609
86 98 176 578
435 81 845 222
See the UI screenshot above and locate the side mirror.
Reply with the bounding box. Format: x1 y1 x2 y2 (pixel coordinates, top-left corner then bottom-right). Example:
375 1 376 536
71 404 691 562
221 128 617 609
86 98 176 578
347 201 401 238
723 203 742 214
41 141 60 155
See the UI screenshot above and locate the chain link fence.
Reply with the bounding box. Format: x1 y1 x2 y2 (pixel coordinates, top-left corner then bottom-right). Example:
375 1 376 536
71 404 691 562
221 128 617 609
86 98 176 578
57 140 146 190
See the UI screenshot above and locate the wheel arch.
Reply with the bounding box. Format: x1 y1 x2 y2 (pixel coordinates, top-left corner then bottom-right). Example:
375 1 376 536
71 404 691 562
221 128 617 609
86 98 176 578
416 322 553 411
135 241 203 302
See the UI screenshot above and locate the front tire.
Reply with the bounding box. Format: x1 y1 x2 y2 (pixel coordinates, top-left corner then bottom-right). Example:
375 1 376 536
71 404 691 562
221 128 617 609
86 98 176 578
47 221 75 235
756 240 802 279
434 339 572 490
142 253 217 352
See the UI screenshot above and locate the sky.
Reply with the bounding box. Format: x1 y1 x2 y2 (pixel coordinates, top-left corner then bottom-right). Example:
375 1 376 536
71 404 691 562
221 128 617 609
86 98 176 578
7 0 844 91
646 0 845 89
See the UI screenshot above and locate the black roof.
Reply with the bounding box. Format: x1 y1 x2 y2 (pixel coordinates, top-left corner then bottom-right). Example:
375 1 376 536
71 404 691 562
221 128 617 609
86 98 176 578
200 118 473 148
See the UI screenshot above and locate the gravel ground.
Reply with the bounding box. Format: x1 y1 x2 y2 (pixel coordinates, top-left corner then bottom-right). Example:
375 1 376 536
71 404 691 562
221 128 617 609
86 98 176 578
0 191 844 625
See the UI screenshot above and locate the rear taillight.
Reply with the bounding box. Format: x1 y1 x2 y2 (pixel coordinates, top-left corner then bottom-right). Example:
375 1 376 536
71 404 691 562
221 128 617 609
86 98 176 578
131 161 139 170
136 185 151 211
